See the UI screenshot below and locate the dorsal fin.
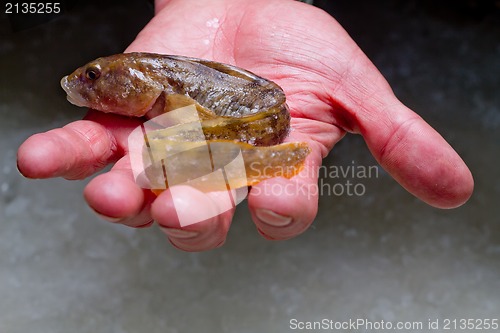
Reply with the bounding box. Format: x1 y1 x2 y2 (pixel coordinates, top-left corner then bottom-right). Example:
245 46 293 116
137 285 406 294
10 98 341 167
166 55 267 84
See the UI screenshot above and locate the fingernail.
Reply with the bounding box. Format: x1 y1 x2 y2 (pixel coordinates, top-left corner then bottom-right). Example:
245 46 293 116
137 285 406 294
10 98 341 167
159 225 199 239
256 209 292 227
134 220 154 228
94 211 123 223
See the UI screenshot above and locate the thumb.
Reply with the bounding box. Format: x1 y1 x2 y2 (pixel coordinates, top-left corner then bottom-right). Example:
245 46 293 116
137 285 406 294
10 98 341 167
333 54 473 208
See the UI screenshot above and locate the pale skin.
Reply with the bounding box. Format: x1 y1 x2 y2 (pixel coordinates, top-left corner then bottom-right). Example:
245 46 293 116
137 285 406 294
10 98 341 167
17 0 473 251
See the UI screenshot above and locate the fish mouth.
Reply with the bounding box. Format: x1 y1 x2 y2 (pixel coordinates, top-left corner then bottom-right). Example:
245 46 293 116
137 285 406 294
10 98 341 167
60 76 89 108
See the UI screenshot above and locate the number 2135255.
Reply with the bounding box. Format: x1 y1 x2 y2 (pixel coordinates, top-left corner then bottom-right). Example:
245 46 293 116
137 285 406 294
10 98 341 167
5 3 61 14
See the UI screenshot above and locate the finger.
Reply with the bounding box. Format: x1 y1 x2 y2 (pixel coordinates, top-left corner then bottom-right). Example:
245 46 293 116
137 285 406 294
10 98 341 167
248 143 323 240
83 110 143 149
17 120 118 179
364 104 473 208
329 52 473 208
83 155 156 228
17 111 142 180
151 186 234 252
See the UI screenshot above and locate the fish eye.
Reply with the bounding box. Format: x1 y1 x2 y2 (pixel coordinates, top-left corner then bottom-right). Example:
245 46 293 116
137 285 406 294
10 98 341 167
85 66 101 81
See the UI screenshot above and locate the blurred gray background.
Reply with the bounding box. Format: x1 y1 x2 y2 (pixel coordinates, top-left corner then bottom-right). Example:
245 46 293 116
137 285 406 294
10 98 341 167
1 1 499 332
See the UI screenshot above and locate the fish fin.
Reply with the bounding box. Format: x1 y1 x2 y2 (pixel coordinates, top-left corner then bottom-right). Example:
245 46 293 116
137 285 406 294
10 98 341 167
166 55 265 84
164 93 218 120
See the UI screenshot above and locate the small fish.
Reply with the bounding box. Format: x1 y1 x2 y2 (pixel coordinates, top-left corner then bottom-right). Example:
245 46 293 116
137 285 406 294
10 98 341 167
61 52 310 190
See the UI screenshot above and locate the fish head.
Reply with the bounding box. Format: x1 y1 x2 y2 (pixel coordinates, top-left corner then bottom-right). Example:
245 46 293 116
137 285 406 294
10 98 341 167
60 54 163 117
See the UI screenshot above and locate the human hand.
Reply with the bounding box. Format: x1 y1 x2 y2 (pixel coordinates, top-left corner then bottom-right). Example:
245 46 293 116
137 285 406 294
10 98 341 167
17 0 473 251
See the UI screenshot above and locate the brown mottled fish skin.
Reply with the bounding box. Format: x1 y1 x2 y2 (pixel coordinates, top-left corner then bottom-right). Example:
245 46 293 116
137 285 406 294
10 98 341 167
61 52 290 146
61 53 310 190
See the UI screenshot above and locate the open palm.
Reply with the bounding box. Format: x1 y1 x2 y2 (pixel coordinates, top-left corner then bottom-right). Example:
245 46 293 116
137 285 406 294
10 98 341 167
18 0 473 251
